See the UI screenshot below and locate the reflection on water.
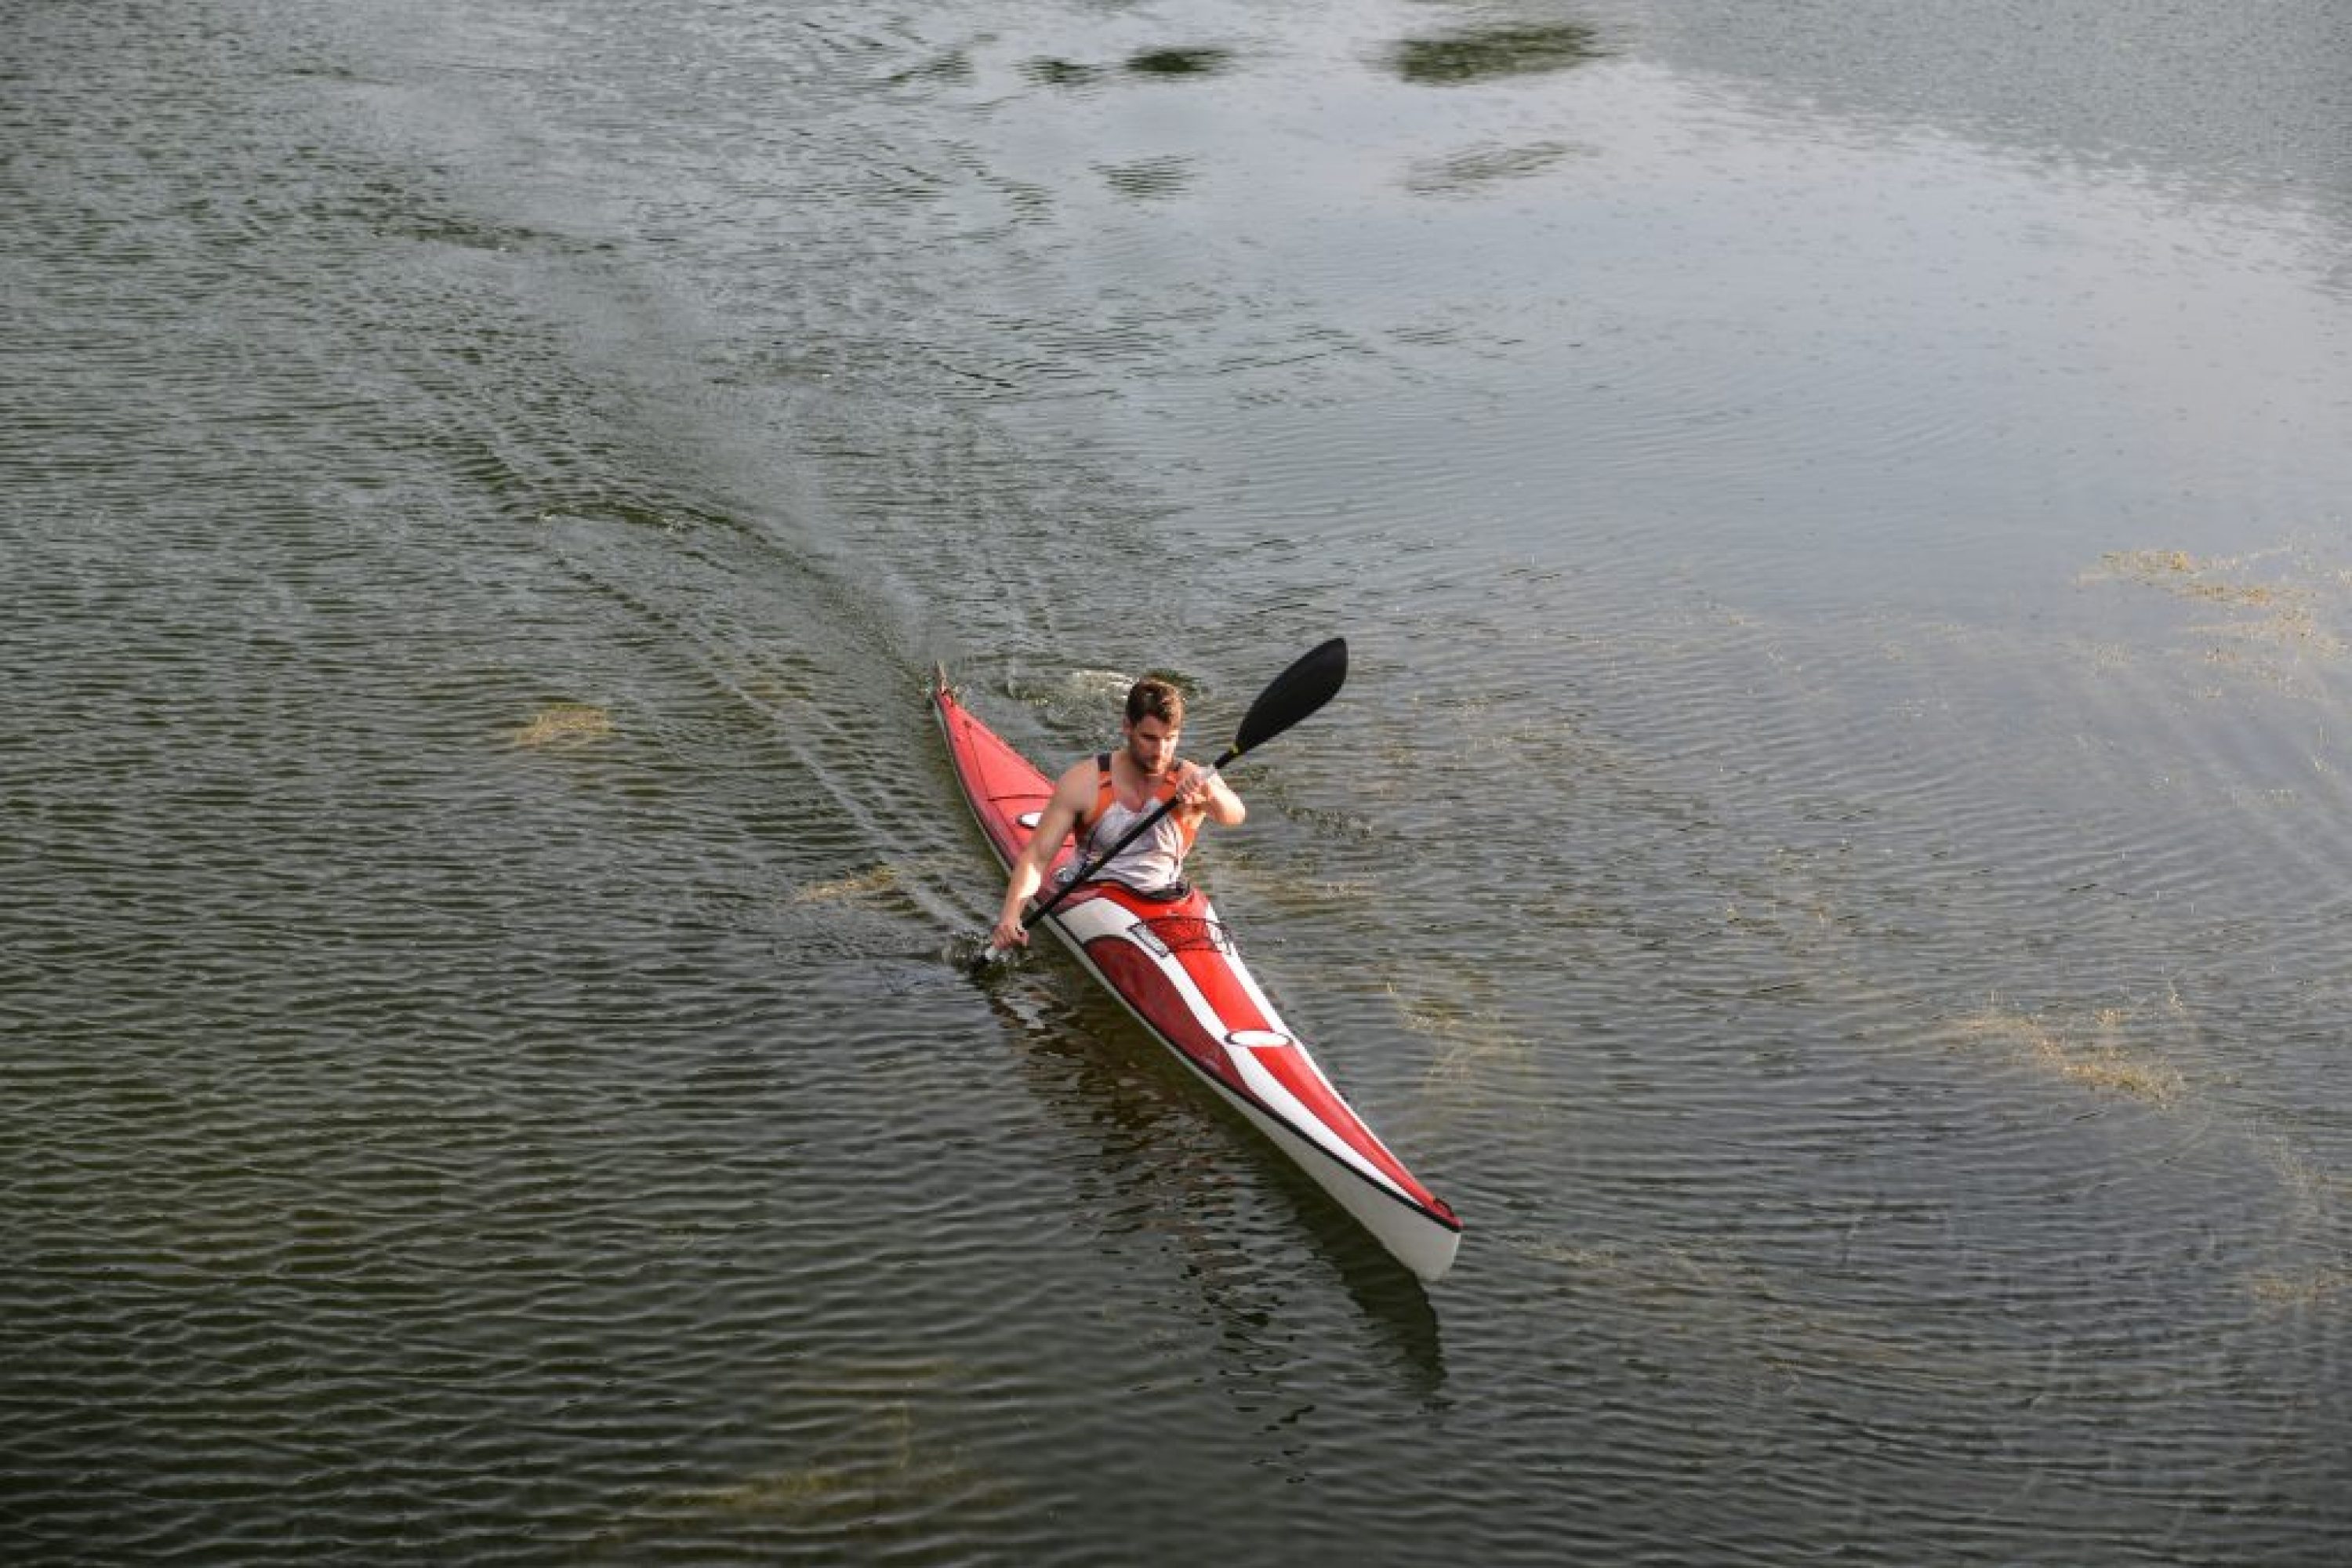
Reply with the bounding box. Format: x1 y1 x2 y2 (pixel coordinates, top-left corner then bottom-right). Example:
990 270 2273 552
1387 22 1609 85
1022 45 1236 91
976 967 1450 1398
1405 139 1583 196
1100 154 1197 200
1022 56 1106 89
1126 46 1236 79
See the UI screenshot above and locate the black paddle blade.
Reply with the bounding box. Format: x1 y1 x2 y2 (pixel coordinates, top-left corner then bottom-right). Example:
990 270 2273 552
1231 637 1347 757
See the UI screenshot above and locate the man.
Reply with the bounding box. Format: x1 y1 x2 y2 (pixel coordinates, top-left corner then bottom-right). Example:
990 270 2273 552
989 676 1245 951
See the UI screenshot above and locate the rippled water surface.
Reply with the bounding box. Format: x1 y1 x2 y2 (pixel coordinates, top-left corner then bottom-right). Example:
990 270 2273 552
5 1 2348 1562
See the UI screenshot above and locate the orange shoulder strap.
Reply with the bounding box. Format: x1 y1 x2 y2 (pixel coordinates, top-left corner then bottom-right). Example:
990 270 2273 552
1084 753 1200 853
1081 753 1113 840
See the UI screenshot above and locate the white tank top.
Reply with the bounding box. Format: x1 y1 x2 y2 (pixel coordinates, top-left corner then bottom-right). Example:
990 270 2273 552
1082 797 1190 892
1070 752 1196 893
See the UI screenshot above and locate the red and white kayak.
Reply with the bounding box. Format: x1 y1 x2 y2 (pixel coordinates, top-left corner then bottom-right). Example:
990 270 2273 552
935 671 1461 1283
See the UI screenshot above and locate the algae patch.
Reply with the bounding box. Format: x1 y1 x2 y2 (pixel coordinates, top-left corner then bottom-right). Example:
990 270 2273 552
512 703 614 748
2084 548 2347 683
1953 1000 2186 1105
604 1360 1017 1543
792 864 901 904
1386 975 1548 1133
2245 1266 2348 1312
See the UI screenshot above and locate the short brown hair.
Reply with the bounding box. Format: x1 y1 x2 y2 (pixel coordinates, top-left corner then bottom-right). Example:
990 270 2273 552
1125 676 1185 728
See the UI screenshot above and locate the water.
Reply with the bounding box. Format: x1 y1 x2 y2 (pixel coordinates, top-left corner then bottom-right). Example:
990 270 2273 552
5 1 2347 1561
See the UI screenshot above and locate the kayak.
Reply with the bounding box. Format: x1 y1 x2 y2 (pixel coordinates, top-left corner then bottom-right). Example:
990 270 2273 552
935 670 1462 1283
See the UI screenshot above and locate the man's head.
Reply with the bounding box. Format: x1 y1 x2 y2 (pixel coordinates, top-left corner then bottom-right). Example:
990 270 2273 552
1124 677 1185 731
1122 677 1185 775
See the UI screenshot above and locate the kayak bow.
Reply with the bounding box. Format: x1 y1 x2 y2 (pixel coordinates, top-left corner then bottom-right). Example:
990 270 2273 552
935 669 1461 1283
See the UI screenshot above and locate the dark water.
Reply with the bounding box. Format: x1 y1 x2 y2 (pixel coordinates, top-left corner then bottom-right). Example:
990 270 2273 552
5 1 2348 1561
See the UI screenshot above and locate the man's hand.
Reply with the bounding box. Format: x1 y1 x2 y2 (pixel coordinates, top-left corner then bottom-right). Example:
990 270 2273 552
1174 763 1218 809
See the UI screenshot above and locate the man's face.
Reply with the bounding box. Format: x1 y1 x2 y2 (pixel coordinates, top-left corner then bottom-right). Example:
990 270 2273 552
1123 714 1180 776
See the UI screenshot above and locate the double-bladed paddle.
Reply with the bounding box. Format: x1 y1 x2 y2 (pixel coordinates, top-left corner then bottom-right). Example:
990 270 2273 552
982 637 1348 964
